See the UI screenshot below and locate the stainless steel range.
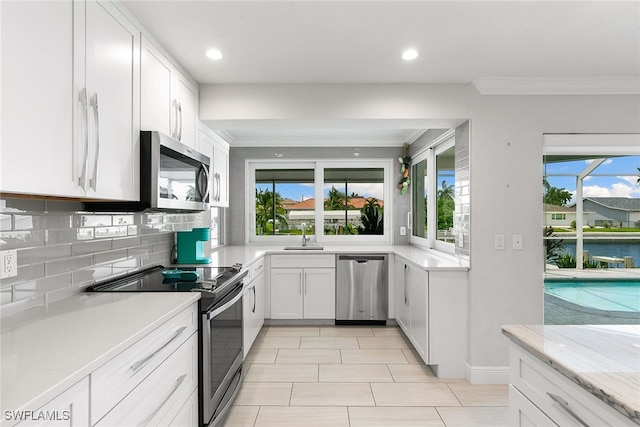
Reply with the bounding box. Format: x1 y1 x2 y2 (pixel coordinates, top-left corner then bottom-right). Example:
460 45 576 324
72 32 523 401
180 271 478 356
87 264 248 426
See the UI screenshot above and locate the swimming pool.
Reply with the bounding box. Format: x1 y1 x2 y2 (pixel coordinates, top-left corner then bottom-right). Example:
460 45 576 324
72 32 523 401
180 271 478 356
544 279 640 312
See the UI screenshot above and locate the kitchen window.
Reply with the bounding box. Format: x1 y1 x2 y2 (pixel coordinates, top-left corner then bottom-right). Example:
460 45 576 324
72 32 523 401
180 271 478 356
410 131 457 253
246 160 392 244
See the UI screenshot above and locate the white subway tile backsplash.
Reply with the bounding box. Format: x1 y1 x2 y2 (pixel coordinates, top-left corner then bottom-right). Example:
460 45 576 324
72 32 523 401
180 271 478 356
1 197 209 316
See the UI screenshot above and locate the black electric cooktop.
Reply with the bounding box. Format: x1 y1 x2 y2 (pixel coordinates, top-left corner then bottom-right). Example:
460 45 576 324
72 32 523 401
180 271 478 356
86 265 247 312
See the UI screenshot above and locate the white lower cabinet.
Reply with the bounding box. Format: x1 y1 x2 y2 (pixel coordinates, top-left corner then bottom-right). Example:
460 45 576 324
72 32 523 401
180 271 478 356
13 378 89 427
95 333 198 426
509 343 635 426
91 302 198 426
270 255 336 320
394 255 467 378
243 258 265 357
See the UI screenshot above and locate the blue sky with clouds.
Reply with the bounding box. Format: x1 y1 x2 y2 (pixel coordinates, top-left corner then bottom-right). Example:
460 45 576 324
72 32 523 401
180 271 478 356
545 155 640 203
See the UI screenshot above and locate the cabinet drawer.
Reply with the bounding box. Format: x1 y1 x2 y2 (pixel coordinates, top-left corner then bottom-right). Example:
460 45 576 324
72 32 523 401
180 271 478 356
509 385 556 427
510 345 634 426
271 254 335 268
244 257 265 283
91 303 198 423
95 332 198 426
251 257 266 277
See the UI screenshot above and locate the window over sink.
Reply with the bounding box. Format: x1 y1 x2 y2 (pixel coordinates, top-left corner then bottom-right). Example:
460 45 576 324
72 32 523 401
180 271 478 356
246 160 392 244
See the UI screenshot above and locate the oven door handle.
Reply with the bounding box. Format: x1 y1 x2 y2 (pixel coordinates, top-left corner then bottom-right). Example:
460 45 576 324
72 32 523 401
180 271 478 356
206 286 243 320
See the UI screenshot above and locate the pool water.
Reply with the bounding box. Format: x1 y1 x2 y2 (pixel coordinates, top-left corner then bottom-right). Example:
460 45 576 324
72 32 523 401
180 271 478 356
544 280 640 312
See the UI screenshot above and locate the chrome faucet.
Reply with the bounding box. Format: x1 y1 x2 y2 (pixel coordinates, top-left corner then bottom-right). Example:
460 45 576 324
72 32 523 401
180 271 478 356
301 223 309 246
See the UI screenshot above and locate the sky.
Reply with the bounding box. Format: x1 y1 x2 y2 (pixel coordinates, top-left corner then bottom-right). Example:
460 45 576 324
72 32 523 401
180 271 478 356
544 155 640 204
256 182 385 202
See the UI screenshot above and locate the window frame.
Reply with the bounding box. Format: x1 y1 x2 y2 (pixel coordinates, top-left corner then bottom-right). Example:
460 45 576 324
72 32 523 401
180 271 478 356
245 159 393 245
409 131 456 254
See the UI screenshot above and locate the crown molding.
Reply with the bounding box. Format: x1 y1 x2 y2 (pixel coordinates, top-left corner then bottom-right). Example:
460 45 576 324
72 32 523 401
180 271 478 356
472 77 640 95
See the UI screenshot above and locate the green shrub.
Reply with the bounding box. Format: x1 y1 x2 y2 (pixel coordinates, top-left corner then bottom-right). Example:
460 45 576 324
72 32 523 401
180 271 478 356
570 220 576 229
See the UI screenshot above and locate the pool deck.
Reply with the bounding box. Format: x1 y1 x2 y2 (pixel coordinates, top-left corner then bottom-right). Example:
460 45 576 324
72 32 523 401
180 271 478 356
544 293 640 325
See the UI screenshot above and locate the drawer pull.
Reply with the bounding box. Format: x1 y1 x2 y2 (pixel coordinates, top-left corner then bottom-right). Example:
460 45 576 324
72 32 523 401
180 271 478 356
138 374 187 426
131 326 187 371
547 392 590 427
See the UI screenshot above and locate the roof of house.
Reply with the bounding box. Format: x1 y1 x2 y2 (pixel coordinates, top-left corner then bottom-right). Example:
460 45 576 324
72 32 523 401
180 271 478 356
543 203 576 213
583 197 640 212
286 197 384 210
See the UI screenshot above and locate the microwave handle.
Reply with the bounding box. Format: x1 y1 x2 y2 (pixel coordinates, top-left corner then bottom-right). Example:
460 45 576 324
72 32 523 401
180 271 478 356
197 165 210 202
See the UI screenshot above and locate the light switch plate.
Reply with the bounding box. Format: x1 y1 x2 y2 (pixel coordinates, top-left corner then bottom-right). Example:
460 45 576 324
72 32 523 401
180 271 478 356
400 226 406 236
494 234 505 250
513 234 523 250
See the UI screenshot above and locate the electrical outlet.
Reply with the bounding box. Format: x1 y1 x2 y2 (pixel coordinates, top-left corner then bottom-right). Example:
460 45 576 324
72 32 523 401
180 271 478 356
513 234 523 250
494 234 505 250
400 226 406 236
1 249 17 279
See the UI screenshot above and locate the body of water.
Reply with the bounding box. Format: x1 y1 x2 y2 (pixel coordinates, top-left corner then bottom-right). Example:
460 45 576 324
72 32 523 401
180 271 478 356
545 279 640 312
561 241 640 267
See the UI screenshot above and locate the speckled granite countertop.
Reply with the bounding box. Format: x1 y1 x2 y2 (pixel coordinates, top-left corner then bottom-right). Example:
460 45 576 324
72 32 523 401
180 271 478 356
502 324 640 423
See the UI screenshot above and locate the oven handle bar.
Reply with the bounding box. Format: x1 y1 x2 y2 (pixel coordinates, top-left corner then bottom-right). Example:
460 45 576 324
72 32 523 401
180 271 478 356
130 326 187 371
206 284 243 320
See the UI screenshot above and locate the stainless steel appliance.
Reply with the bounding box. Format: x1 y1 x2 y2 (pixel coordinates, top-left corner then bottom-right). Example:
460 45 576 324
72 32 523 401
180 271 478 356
87 264 247 426
85 130 210 212
336 254 388 325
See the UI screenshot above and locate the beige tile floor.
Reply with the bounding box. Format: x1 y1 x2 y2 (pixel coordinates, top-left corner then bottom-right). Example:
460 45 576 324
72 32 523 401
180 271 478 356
223 326 509 427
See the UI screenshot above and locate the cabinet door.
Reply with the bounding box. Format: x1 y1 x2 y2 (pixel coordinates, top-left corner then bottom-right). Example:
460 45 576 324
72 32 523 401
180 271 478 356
80 0 140 200
270 269 304 319
172 72 198 148
14 377 89 427
407 265 428 361
141 36 172 136
303 268 336 319
243 281 257 357
0 1 81 198
394 259 410 333
212 141 230 207
254 271 265 335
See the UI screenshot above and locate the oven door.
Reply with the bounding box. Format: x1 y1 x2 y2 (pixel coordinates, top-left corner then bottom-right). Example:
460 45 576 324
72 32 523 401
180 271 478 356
201 282 244 426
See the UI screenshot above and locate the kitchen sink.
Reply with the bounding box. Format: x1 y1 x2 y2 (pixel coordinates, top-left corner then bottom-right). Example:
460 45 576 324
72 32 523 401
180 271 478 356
283 246 324 250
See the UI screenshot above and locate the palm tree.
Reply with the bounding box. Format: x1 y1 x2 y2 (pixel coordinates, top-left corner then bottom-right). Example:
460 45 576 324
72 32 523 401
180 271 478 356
255 189 288 235
437 181 454 231
358 198 383 235
324 186 346 210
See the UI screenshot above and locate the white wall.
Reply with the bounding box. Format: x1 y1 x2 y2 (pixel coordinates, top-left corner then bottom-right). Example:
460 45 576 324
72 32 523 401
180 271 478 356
200 83 640 373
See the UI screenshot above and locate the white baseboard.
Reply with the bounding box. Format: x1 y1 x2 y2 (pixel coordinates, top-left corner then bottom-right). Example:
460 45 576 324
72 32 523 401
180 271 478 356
466 363 510 384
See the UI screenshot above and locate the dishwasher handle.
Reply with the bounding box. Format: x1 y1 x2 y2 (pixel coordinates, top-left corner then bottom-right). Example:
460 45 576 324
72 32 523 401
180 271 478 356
337 255 387 262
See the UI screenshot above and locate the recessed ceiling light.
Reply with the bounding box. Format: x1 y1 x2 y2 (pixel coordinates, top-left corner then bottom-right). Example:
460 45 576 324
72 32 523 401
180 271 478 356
206 48 223 60
402 49 419 61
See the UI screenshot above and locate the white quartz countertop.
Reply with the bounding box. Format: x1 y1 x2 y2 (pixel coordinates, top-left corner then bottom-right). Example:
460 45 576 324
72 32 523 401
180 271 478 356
185 245 469 271
502 324 640 423
1 292 200 413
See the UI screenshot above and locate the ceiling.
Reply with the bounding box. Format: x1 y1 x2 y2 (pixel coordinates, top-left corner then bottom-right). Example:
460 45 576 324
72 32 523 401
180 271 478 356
121 0 640 146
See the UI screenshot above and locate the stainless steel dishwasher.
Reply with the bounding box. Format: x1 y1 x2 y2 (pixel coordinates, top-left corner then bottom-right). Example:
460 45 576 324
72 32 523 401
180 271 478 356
336 254 388 325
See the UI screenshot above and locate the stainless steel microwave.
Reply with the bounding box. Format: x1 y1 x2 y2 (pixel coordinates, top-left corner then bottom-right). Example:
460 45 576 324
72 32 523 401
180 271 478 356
85 131 210 212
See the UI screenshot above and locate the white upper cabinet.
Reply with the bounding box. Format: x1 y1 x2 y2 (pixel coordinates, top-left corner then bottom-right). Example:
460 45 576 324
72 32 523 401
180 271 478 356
141 36 198 149
172 73 198 149
1 1 79 198
141 36 172 136
198 124 229 207
74 0 140 201
1 0 140 200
